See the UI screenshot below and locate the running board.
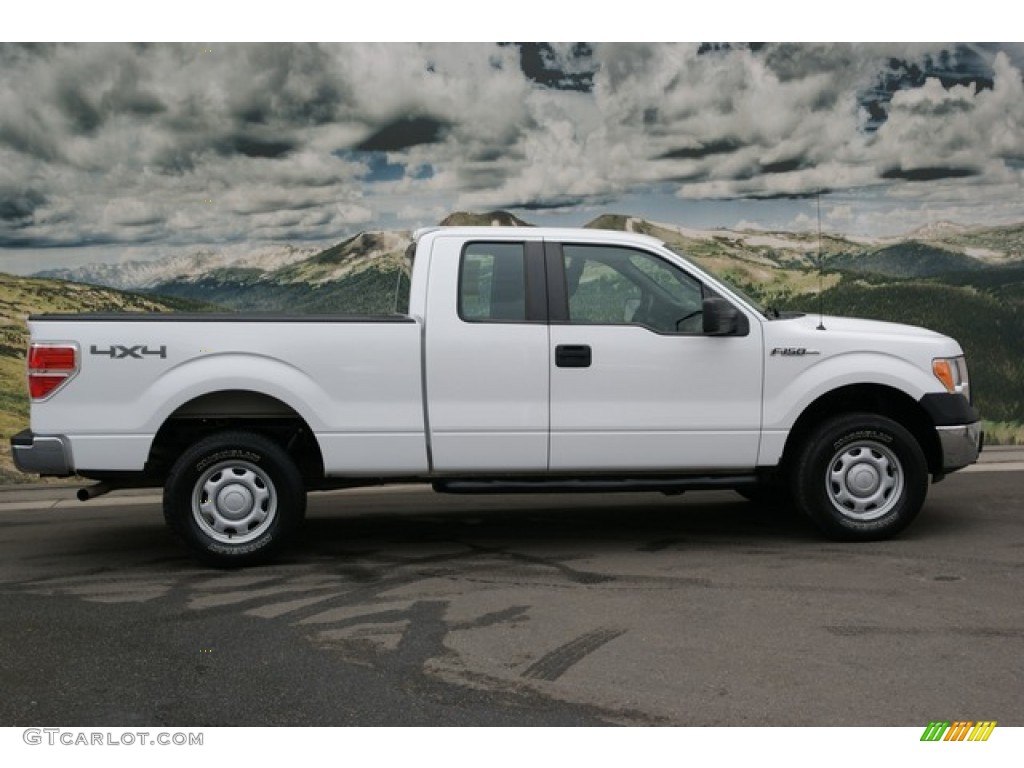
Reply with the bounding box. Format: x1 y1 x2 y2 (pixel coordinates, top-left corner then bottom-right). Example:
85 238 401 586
433 475 758 495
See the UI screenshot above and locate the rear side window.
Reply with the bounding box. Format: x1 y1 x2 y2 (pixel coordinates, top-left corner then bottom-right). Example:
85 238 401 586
392 243 416 315
459 243 527 322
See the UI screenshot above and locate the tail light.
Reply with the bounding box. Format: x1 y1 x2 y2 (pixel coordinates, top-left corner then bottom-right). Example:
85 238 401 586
27 343 79 400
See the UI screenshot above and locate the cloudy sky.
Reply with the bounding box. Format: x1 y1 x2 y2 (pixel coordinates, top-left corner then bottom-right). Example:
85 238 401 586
2 42 1023 274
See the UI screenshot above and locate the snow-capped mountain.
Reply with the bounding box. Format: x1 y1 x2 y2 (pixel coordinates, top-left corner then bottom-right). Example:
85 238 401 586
30 212 1024 310
35 244 320 290
906 221 972 240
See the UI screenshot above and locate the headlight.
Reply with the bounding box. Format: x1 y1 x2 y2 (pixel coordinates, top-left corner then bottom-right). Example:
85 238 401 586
932 355 971 403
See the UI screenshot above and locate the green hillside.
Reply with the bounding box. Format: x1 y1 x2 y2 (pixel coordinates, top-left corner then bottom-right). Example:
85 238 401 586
153 264 407 315
439 210 532 227
934 222 1024 255
927 264 1024 307
828 242 986 278
153 231 411 314
776 277 1024 423
586 214 633 231
0 274 219 483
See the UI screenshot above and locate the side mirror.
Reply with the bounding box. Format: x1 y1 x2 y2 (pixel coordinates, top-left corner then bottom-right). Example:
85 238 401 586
702 298 748 336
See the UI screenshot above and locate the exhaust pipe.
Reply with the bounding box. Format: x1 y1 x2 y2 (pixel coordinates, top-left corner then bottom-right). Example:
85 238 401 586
77 482 114 501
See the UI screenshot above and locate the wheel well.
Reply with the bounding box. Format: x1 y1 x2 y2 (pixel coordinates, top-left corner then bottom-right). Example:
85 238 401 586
147 390 324 482
780 384 942 477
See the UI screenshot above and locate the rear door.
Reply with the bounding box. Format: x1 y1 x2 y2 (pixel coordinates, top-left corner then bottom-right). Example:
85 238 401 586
424 233 550 471
546 240 763 471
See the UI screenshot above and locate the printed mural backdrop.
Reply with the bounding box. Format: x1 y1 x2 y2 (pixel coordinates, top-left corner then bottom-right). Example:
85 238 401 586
1 42 1023 480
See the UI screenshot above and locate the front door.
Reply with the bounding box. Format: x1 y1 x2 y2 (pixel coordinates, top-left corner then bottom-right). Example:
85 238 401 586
547 241 763 471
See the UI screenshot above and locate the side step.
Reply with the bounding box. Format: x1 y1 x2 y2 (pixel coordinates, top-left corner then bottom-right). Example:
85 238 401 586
433 475 758 495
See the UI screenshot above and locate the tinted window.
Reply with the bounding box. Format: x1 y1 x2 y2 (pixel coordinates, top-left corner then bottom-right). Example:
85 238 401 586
459 243 527 322
562 245 705 334
392 243 415 315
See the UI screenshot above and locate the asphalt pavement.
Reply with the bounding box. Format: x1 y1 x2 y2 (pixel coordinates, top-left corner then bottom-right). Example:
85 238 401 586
0 449 1021 726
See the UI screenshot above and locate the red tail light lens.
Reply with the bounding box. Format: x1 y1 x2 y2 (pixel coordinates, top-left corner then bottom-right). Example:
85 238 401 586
28 345 77 371
29 374 72 399
27 343 79 400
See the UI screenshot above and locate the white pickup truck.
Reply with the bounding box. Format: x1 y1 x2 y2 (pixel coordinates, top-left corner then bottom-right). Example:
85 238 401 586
12 226 982 565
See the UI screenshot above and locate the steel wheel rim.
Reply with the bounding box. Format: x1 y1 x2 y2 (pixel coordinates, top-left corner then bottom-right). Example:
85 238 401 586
191 459 277 544
825 440 904 521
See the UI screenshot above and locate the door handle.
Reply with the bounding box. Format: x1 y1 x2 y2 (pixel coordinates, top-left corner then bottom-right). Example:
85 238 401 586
555 344 592 368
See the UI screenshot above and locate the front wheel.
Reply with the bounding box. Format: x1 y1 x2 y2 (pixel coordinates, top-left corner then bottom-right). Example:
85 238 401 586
164 431 306 567
791 413 928 541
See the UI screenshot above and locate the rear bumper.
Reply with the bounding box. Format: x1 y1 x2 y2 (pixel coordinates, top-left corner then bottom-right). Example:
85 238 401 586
10 429 73 476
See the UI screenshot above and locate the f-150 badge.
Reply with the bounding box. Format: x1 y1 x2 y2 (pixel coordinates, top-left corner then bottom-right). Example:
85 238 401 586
770 347 821 356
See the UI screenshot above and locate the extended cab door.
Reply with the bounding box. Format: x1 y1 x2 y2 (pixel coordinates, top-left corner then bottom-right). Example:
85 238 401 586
546 241 763 471
423 233 550 471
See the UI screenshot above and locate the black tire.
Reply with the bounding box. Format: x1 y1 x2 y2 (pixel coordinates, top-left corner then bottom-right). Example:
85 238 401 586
163 431 306 567
791 412 928 541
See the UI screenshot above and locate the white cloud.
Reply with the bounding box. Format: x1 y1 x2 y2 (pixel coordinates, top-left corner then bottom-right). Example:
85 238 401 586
334 202 373 225
1 42 1022 273
734 219 768 232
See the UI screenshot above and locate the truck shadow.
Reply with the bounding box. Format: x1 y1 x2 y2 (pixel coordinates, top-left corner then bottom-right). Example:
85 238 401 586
18 485 976 577
295 490 818 560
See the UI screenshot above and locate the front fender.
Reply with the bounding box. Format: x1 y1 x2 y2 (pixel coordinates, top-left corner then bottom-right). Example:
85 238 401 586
763 351 941 431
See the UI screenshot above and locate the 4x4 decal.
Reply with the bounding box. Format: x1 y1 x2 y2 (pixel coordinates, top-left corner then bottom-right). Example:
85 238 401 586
90 345 167 359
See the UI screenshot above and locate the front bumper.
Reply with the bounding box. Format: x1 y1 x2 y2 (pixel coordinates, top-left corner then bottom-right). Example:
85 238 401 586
10 430 73 476
919 392 983 473
936 422 983 473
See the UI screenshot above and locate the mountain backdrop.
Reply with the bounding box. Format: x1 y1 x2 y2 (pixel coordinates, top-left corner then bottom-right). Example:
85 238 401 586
3 210 1023 482
0 276 218 482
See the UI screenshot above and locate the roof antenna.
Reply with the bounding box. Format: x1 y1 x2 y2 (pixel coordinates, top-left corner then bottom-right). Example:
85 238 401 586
816 191 826 331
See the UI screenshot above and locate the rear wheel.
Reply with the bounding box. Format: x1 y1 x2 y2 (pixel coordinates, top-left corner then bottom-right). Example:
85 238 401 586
791 413 928 540
164 431 305 567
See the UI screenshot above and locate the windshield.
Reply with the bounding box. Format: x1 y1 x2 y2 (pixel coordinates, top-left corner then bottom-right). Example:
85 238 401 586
662 241 772 319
